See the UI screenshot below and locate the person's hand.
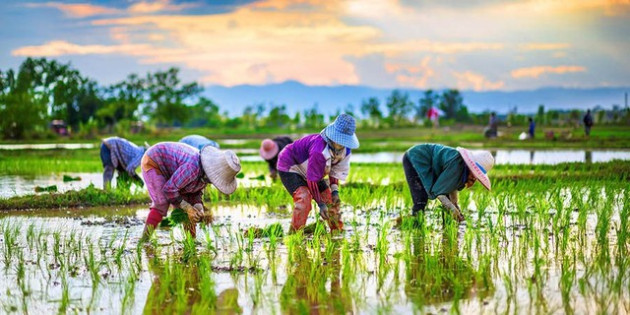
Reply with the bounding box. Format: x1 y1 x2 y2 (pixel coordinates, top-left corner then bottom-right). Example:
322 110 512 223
181 201 201 222
449 205 465 222
193 203 205 218
318 203 329 220
331 190 340 206
270 170 278 180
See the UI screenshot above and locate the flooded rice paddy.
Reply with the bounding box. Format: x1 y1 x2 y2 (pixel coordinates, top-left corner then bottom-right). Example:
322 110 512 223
240 149 630 164
1 182 628 314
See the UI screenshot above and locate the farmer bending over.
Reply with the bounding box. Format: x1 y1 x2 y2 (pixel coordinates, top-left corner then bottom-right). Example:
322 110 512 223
403 144 494 222
277 114 359 232
179 134 220 151
260 136 293 180
141 142 241 239
100 137 147 189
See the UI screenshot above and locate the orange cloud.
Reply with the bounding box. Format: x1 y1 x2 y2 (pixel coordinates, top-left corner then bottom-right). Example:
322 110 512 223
520 43 570 51
453 71 504 91
11 40 170 57
388 57 434 88
128 0 198 14
511 65 586 78
88 6 378 85
369 40 504 56
24 2 120 18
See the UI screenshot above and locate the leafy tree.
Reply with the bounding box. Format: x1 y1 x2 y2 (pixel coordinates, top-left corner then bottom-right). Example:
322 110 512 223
144 68 202 126
187 97 222 128
386 90 413 126
98 74 146 127
439 89 470 121
266 104 291 128
0 66 49 139
360 97 383 127
303 104 325 129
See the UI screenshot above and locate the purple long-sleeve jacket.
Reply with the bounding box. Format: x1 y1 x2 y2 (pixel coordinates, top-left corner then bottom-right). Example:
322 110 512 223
277 134 351 204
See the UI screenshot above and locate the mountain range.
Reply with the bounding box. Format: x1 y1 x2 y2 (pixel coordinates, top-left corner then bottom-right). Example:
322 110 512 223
203 81 629 116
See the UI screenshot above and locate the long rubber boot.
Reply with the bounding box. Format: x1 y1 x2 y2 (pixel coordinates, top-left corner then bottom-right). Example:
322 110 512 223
290 186 312 232
142 208 163 240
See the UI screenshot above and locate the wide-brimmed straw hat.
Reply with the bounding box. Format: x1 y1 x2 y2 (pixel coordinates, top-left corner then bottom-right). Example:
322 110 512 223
200 146 241 195
322 114 359 149
259 139 279 160
456 147 494 191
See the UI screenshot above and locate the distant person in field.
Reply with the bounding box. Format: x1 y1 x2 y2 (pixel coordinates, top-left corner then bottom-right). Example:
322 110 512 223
277 114 359 232
427 107 440 127
485 112 499 138
402 144 494 223
100 137 147 190
528 118 535 139
179 135 220 151
260 136 293 180
583 109 594 136
140 142 241 239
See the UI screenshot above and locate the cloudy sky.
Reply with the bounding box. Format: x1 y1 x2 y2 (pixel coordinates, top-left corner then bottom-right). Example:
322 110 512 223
1 0 628 91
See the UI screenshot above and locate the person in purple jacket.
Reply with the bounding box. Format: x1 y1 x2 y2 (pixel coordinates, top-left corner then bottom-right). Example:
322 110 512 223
140 142 241 239
277 114 359 232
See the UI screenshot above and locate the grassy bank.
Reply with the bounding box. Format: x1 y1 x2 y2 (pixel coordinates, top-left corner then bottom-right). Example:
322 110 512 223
1 126 630 150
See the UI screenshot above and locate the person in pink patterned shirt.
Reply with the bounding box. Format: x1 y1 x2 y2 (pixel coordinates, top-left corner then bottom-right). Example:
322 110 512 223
140 142 241 239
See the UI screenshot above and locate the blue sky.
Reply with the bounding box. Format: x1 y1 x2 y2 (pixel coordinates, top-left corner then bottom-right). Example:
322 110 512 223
1 0 628 90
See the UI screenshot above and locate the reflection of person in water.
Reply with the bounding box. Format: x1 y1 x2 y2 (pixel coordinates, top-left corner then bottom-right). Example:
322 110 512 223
404 228 494 308
280 241 352 314
142 247 242 314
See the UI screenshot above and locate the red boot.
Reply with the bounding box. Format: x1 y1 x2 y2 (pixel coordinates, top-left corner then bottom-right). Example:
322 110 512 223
290 186 312 231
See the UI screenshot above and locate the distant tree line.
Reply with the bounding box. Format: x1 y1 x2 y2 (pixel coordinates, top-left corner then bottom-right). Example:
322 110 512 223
1 58 628 139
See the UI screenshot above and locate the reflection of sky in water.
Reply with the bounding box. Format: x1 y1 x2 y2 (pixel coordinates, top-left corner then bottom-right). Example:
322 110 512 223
0 172 268 198
241 150 630 165
0 173 142 198
0 143 95 150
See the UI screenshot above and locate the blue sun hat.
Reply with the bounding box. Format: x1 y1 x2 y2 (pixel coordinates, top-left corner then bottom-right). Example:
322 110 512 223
322 114 360 149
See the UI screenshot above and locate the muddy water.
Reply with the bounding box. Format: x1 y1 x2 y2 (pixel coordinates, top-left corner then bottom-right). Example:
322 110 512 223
240 149 630 164
0 201 627 314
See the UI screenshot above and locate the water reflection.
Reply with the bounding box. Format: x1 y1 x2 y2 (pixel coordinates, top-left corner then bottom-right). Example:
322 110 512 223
280 240 352 314
142 246 242 314
297 150 630 165
405 229 493 308
0 143 95 150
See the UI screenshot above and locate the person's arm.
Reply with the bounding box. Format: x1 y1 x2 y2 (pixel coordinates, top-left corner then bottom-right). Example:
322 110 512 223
437 195 464 221
126 153 143 177
448 190 459 209
162 163 200 206
306 149 327 206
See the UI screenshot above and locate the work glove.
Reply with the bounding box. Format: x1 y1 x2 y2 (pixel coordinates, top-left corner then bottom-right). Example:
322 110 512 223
318 203 329 221
180 200 202 222
331 190 340 206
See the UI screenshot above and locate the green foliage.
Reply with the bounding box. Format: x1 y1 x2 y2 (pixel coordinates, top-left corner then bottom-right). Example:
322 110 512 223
439 89 470 121
386 89 414 126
